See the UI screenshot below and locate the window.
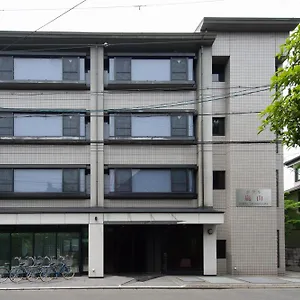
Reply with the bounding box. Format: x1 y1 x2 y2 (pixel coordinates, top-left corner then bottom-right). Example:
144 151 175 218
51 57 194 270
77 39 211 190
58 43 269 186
107 169 195 194
212 117 225 136
0 113 87 137
109 114 194 138
213 171 225 190
276 169 279 207
217 240 226 259
295 168 300 182
0 169 88 194
115 115 131 137
212 64 226 82
0 56 85 82
109 57 194 82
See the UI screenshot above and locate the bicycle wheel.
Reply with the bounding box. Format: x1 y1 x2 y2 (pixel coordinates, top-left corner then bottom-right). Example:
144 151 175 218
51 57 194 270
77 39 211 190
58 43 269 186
0 267 9 283
9 267 24 283
62 266 75 280
27 267 41 282
40 267 55 282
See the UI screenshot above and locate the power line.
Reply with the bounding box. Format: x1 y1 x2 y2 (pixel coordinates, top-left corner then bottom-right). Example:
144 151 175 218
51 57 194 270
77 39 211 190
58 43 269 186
0 86 270 115
0 0 223 12
0 0 88 52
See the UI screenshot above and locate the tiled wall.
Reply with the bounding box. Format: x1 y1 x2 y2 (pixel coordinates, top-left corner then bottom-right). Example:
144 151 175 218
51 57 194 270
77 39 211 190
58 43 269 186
0 145 90 165
212 32 287 275
104 145 197 165
0 90 89 110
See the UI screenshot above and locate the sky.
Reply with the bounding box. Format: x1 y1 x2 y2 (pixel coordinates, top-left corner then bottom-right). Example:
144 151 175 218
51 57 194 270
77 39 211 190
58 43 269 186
0 0 299 189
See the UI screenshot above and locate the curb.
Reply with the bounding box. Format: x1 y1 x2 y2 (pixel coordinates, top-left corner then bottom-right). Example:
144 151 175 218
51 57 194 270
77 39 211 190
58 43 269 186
0 284 300 290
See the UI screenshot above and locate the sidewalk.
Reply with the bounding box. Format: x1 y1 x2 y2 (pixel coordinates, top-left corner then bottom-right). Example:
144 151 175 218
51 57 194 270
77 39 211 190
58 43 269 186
1 272 300 290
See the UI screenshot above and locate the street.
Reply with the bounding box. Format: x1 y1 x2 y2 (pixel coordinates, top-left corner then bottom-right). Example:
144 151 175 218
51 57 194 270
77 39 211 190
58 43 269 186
0 289 299 300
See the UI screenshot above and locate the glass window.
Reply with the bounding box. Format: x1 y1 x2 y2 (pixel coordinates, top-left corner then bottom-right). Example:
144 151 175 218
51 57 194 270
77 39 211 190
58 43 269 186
14 169 63 192
11 233 33 261
0 113 13 136
0 233 10 265
57 233 80 273
34 233 56 258
14 58 63 81
213 171 226 190
132 169 171 192
14 114 63 137
217 240 226 259
109 169 194 194
0 169 13 192
171 115 188 137
115 115 131 137
212 64 226 82
213 117 225 136
131 115 170 137
295 168 300 182
14 114 85 137
115 169 132 192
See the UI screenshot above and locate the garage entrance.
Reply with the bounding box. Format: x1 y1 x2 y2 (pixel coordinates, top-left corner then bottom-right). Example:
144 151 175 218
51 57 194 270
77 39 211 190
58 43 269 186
104 224 203 275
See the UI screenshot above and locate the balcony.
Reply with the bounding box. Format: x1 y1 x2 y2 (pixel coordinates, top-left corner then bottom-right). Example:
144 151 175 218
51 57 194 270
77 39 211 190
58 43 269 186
105 168 197 199
105 57 195 90
104 113 196 144
0 56 89 89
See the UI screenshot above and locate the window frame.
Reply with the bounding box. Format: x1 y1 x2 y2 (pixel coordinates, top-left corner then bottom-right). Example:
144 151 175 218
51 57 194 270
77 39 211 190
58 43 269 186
106 168 196 199
0 168 89 198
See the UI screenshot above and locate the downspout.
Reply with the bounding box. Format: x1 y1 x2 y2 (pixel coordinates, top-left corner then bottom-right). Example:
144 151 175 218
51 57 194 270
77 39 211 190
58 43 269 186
90 46 99 207
200 46 205 208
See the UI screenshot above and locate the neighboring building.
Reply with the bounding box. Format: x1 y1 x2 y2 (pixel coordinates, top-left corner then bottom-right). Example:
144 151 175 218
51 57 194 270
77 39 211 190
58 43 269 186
0 17 299 277
284 155 300 271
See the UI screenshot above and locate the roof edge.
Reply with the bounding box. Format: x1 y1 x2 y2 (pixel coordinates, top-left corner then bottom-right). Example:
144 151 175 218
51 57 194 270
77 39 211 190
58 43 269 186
196 17 300 33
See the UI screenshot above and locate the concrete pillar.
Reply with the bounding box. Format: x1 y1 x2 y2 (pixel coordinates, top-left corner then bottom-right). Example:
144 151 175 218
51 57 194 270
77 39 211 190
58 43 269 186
203 224 217 275
197 47 213 207
88 214 104 277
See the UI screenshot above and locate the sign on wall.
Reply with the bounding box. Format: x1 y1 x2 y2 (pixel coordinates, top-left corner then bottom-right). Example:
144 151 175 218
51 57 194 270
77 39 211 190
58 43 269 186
236 189 272 207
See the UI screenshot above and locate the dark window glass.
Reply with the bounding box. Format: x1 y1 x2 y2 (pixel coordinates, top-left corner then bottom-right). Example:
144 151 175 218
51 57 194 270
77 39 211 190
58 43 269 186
63 169 80 192
171 115 188 137
115 169 132 192
0 113 13 136
171 169 188 192
0 169 13 192
212 64 225 82
63 114 80 137
115 115 131 137
217 240 226 259
115 58 131 81
212 117 225 136
213 171 225 190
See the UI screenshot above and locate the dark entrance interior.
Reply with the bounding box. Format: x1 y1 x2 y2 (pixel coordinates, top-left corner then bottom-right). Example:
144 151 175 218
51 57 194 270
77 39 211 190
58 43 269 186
104 224 203 275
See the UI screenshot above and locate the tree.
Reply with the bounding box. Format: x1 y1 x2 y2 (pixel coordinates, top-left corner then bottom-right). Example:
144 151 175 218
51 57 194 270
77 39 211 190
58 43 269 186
285 198 300 238
259 24 300 147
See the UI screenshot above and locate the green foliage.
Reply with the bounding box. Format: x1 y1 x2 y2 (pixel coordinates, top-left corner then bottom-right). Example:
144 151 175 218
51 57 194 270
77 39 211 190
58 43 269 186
259 24 300 147
285 199 300 237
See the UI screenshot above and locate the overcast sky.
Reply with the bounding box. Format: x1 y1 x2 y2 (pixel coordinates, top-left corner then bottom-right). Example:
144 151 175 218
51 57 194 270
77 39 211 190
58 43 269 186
0 0 299 189
0 0 299 32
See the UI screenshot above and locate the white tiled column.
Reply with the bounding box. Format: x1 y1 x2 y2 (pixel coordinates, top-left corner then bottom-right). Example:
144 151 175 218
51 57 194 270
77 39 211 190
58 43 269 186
203 224 217 275
88 214 104 277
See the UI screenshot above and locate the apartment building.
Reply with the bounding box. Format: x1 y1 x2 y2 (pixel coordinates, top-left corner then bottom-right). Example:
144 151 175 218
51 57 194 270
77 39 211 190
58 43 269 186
0 17 298 277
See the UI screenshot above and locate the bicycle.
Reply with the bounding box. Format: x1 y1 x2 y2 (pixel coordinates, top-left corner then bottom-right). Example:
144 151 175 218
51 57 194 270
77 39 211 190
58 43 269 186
0 263 10 283
40 256 75 282
9 256 35 283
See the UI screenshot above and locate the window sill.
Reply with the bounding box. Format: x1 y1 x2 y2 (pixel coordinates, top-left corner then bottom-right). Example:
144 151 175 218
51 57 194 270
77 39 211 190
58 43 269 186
0 80 89 90
0 137 90 145
0 193 90 199
105 192 197 200
105 138 196 145
105 81 196 90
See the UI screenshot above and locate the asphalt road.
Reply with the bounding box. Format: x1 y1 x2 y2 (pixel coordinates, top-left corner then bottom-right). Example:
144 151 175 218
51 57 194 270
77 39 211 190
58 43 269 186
0 289 299 300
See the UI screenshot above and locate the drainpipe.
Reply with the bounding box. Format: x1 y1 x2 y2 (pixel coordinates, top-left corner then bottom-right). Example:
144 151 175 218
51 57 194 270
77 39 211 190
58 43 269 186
200 46 205 208
90 46 99 207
